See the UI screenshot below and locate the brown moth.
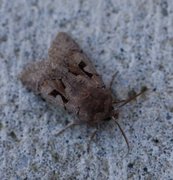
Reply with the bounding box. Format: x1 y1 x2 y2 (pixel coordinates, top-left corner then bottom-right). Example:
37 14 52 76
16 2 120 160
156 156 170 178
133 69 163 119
20 32 146 151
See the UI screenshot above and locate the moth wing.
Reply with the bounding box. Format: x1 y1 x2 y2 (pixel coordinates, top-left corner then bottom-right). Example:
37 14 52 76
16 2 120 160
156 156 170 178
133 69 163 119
19 60 49 93
48 32 104 87
20 60 68 108
20 32 109 121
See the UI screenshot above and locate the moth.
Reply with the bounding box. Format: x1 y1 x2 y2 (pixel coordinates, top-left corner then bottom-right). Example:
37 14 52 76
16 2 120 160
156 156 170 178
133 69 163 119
20 32 146 151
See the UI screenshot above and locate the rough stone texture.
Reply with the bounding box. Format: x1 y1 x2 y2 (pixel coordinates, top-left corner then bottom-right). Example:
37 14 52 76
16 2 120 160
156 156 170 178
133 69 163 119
0 0 173 179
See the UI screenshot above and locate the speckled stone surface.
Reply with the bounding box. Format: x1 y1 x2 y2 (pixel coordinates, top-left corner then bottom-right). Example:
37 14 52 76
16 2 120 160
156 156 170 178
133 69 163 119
0 0 173 179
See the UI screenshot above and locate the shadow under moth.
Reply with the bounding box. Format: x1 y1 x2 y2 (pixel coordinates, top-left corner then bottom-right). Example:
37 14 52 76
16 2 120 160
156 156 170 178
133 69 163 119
20 32 147 152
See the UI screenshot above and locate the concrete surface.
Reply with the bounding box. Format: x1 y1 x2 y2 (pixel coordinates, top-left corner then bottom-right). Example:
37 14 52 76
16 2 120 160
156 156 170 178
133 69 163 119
0 0 173 179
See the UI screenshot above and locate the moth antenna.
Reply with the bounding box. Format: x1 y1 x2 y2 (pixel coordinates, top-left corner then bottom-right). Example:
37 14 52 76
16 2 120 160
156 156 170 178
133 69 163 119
112 116 130 155
87 129 98 153
55 122 79 136
114 86 148 108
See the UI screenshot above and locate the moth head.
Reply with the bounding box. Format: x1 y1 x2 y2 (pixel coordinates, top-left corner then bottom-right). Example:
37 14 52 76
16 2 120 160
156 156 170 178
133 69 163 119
78 87 113 125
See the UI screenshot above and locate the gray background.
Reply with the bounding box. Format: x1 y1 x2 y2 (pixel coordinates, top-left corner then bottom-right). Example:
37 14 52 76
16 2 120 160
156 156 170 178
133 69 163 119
0 0 173 179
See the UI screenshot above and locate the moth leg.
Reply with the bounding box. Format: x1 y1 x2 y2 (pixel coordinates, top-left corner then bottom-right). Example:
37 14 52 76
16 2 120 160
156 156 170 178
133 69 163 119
109 72 118 90
112 99 126 104
87 129 98 153
111 110 119 119
55 122 80 136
